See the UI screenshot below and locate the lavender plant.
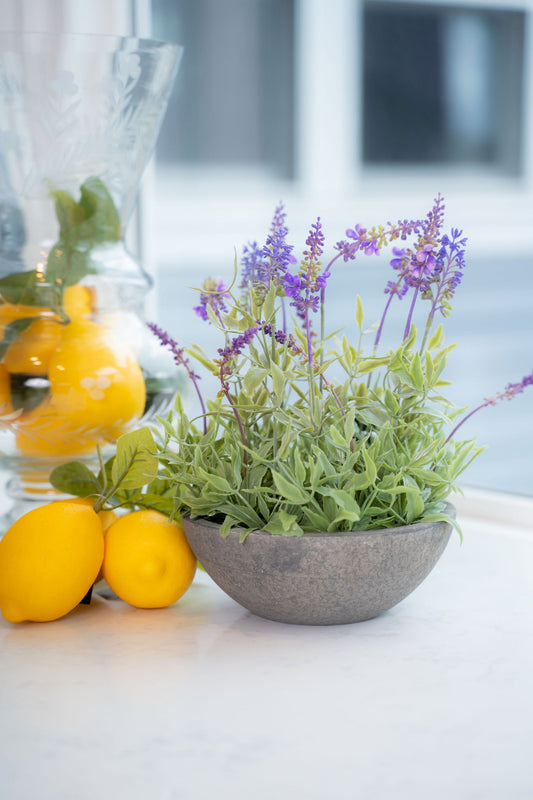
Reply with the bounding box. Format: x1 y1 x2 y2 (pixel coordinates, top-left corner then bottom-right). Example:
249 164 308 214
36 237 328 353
51 197 533 538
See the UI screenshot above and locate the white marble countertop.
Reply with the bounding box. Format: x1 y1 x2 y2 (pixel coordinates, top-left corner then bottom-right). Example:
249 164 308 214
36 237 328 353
1 493 533 800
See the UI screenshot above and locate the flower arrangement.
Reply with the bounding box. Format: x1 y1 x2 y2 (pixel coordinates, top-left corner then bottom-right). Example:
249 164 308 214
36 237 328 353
51 196 532 539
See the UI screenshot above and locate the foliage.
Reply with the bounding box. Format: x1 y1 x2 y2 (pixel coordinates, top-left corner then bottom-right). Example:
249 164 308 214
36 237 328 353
51 196 532 538
0 176 121 322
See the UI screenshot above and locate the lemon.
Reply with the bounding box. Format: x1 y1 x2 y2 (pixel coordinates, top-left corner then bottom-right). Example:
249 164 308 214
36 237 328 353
68 497 118 583
0 363 11 412
63 285 93 321
102 510 197 609
69 497 119 532
48 320 146 439
4 317 63 375
14 397 98 457
0 500 104 623
0 303 47 340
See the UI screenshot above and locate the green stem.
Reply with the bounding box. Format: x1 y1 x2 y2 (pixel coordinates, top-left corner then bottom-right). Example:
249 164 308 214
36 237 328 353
305 308 316 429
419 309 435 355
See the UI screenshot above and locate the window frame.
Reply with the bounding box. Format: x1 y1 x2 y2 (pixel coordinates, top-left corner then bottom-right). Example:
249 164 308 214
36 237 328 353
148 0 533 270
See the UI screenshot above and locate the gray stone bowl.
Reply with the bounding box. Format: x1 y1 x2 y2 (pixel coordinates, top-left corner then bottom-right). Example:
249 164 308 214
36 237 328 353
182 505 455 625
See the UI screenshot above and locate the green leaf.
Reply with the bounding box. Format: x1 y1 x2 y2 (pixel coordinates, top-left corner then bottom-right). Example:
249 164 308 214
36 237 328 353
220 515 237 539
428 324 444 350
404 485 425 523
0 270 43 306
264 510 303 536
261 281 278 321
328 425 347 449
355 294 364 329
409 352 425 390
270 361 285 402
186 345 219 374
45 177 121 291
292 448 307 485
356 356 390 374
50 461 102 498
199 470 233 495
111 428 159 490
301 506 330 531
0 317 35 360
319 488 360 523
383 388 399 415
45 244 95 289
242 366 267 395
51 189 85 237
271 471 310 504
77 176 121 243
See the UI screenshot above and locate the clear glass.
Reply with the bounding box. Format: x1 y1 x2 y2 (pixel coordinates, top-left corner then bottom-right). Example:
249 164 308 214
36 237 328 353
0 32 183 523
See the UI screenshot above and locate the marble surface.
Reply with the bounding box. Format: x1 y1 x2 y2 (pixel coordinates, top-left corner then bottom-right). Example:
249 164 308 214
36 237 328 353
1 507 533 800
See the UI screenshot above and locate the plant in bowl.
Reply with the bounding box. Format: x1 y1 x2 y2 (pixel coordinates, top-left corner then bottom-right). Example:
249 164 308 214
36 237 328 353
51 196 533 624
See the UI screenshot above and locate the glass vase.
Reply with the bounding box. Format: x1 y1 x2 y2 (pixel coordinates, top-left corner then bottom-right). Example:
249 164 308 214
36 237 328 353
0 32 183 526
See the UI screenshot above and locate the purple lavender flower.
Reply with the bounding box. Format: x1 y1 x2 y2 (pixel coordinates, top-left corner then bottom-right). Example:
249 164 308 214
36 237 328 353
361 238 380 257
485 371 533 405
446 370 533 443
258 203 295 287
284 218 326 318
239 241 265 289
283 272 301 298
147 322 207 432
216 326 260 388
335 216 421 263
422 228 467 320
194 277 230 324
281 217 327 362
374 195 446 344
335 225 367 262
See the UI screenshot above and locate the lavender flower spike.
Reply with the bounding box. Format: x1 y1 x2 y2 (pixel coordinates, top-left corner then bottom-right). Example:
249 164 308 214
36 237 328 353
194 277 231 324
283 217 326 364
147 322 207 433
239 241 265 289
445 369 533 443
259 202 295 287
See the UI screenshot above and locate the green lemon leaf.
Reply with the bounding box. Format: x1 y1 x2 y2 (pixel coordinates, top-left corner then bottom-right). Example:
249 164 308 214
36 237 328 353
45 244 95 289
50 461 102 498
78 176 121 243
111 427 159 490
50 189 85 237
0 270 44 306
0 317 35 361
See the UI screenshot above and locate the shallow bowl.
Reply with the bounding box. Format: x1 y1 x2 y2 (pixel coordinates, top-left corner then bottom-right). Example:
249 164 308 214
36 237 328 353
182 506 454 625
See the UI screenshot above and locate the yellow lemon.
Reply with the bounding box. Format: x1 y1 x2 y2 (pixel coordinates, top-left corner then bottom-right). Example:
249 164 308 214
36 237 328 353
0 500 104 623
14 398 98 457
68 496 119 532
68 498 119 582
102 510 197 609
47 320 146 439
63 285 93 321
4 317 63 375
0 303 48 340
0 363 12 413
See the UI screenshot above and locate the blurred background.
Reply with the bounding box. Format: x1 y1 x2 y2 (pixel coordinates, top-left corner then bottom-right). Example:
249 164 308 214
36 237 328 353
2 0 532 497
